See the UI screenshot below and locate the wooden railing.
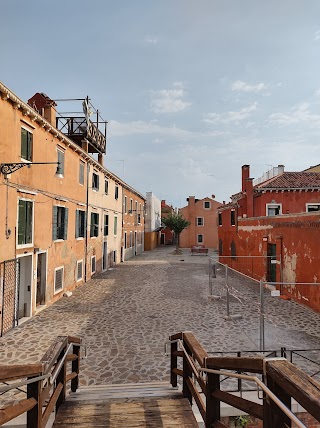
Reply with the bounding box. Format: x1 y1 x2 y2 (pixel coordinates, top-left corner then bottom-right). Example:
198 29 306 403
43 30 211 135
0 335 81 427
169 331 320 428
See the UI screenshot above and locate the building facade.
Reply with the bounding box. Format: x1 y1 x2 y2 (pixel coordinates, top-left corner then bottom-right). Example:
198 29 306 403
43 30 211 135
218 165 320 311
122 188 145 260
179 196 221 249
144 192 162 251
160 200 174 245
0 82 144 334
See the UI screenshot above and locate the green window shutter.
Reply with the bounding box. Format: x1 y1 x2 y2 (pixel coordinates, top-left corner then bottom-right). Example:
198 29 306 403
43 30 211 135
26 201 33 244
21 129 28 160
27 132 33 161
18 200 26 245
63 208 68 240
97 175 99 190
75 210 79 238
52 206 58 240
90 213 94 237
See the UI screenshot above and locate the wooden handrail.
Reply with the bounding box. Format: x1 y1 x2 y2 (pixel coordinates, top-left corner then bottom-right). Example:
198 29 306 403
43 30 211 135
0 335 81 428
169 331 320 428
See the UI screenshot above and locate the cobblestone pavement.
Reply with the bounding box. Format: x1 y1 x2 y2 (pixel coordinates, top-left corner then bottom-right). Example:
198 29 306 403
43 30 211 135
0 247 319 387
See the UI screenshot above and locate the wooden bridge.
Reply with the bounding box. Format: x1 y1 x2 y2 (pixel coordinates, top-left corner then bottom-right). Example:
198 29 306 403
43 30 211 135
0 332 319 427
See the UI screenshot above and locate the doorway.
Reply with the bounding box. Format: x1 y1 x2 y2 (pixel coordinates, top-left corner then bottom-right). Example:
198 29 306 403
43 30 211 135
267 243 277 282
36 252 46 307
18 254 33 319
102 241 108 271
160 233 165 245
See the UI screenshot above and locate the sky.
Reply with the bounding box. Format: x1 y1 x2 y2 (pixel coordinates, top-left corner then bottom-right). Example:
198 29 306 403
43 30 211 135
1 0 320 208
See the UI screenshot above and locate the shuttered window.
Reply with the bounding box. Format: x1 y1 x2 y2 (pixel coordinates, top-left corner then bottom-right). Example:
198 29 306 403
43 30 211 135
90 212 99 237
54 267 64 293
57 149 65 176
79 162 85 185
21 128 33 161
18 199 33 245
105 179 109 194
104 214 109 236
92 172 99 190
76 260 83 281
114 216 118 236
53 206 68 240
75 210 85 238
115 186 119 200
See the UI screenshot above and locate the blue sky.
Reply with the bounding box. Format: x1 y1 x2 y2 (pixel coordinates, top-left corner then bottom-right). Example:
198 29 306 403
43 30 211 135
1 0 320 207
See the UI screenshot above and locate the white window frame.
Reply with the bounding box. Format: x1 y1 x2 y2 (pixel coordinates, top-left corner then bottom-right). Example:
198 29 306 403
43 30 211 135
92 171 99 191
204 201 211 209
306 203 320 212
197 234 203 244
79 161 85 186
56 147 65 177
197 217 204 226
54 266 64 294
91 255 96 274
104 178 109 195
21 126 33 162
16 198 34 249
266 203 282 216
76 260 83 282
76 209 86 239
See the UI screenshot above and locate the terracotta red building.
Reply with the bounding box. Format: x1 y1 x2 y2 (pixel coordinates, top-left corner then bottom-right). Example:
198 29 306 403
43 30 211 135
179 196 221 249
218 165 320 311
160 200 174 245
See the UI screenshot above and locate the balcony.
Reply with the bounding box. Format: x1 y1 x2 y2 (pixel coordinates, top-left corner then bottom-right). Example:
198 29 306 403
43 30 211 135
56 116 106 155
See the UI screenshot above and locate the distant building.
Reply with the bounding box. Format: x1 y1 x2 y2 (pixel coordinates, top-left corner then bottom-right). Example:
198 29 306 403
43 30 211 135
217 164 320 312
122 188 145 260
179 196 221 249
160 200 175 245
144 192 162 251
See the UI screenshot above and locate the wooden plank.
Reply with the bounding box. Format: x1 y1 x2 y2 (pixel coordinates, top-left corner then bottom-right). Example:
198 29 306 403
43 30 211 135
42 382 63 428
71 344 80 393
169 332 183 340
27 377 41 428
0 398 37 425
66 354 78 362
173 350 184 357
0 363 43 381
67 335 81 344
41 337 68 373
183 332 208 365
212 390 263 420
66 372 78 383
186 377 206 421
172 367 183 377
171 340 178 387
267 360 320 422
206 356 264 373
206 369 220 427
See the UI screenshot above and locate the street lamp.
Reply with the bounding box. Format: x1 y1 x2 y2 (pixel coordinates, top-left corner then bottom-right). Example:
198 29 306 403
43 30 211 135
0 162 60 176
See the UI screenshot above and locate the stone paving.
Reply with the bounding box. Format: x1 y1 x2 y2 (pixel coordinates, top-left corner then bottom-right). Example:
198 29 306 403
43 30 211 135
0 246 319 387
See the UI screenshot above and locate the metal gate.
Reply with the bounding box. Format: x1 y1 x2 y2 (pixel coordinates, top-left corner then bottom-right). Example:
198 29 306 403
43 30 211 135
0 258 20 337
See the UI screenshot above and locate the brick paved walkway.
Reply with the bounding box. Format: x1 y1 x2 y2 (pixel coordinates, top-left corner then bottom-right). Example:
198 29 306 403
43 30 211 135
0 247 319 386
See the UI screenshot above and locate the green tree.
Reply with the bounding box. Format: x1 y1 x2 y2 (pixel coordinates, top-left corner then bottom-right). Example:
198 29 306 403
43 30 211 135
162 213 190 253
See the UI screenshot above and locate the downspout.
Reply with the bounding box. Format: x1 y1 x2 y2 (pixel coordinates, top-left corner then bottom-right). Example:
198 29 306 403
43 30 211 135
84 163 90 282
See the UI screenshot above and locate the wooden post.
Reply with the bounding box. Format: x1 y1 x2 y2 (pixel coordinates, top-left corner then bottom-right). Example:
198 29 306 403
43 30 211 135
171 341 178 388
71 343 80 392
182 340 192 404
56 346 67 412
27 377 42 428
206 369 220 427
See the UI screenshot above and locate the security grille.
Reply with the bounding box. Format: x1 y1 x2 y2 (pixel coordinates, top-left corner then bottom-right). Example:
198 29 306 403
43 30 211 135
0 259 20 337
54 267 64 293
77 260 83 281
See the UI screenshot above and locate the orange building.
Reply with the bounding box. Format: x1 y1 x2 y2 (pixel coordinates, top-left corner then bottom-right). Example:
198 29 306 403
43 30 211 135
179 196 221 249
160 200 174 245
122 188 145 260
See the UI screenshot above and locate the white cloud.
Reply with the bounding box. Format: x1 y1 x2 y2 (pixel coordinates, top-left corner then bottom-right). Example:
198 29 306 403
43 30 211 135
314 30 320 41
203 103 257 124
268 103 320 127
144 36 159 44
150 87 191 113
231 80 267 93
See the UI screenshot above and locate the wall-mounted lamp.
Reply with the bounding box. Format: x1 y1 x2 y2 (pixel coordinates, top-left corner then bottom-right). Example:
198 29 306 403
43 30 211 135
0 162 60 176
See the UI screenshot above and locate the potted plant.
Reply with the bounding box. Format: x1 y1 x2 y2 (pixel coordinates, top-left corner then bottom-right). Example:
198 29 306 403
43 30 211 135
230 415 251 427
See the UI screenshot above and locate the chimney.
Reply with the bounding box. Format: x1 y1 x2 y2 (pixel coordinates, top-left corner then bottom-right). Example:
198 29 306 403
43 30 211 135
277 164 285 174
246 178 254 217
28 92 57 127
242 165 250 192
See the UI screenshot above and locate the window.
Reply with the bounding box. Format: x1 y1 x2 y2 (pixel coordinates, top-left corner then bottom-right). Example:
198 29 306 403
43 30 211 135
219 239 223 256
130 199 133 213
137 213 141 224
197 234 203 244
124 196 127 214
92 172 99 191
75 210 85 238
21 128 33 161
204 201 210 209
130 231 133 247
91 256 96 274
218 213 222 226
56 148 65 176
124 232 127 249
115 185 119 200
90 212 99 237
197 217 204 226
266 204 281 216
53 206 68 240
306 204 320 212
104 179 109 195
104 214 109 236
54 266 64 293
79 162 84 185
231 210 236 226
17 199 33 246
76 260 83 281
114 216 118 235
231 241 236 260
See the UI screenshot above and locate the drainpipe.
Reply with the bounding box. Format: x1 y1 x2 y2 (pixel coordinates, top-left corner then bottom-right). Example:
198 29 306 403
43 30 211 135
84 162 90 282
